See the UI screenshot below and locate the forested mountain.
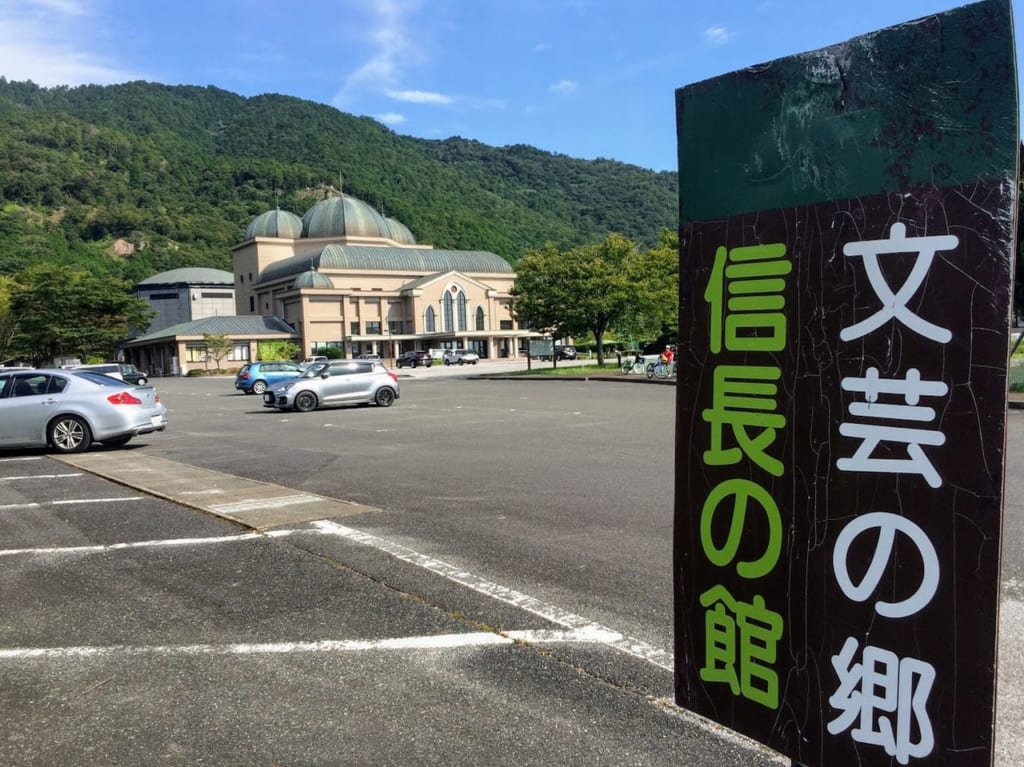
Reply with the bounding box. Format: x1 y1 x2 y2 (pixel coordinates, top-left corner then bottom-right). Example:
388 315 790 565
0 79 677 284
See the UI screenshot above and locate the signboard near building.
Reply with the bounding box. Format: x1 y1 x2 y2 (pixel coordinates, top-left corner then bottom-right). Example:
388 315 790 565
673 2 1017 766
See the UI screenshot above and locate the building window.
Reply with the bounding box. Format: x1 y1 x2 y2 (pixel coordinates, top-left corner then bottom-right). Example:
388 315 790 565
229 344 250 361
350 321 360 335
475 306 485 331
443 292 454 332
185 344 208 363
366 321 381 335
388 320 403 334
149 292 177 300
457 291 468 331
249 296 255 312
500 320 514 330
201 292 233 299
425 305 436 333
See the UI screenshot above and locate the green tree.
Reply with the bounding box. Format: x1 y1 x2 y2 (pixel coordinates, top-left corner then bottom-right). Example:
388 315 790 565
615 228 679 345
257 340 300 361
0 275 18 361
9 263 153 364
512 234 641 366
202 332 233 370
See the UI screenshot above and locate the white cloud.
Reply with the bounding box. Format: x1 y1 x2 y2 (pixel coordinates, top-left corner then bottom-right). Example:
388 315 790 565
376 112 407 125
532 42 551 53
386 89 453 105
703 25 733 46
0 0 138 86
549 79 577 95
334 0 426 107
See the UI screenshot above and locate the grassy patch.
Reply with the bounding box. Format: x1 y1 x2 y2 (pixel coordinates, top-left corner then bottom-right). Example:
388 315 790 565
503 362 623 376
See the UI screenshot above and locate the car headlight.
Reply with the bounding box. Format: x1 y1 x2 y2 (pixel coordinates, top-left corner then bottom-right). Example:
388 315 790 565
277 383 294 393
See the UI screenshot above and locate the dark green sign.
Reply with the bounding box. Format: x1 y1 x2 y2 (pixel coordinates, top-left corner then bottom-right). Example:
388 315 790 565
673 2 1016 765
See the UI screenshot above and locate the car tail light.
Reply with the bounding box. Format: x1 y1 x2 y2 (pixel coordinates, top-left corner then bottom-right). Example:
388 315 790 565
387 372 398 383
240 372 251 380
107 391 143 405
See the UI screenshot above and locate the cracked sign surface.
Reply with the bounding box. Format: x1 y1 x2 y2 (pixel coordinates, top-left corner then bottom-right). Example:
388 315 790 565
673 1 1017 765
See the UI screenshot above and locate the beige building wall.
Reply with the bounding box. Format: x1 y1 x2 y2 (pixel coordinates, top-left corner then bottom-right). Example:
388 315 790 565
234 242 534 360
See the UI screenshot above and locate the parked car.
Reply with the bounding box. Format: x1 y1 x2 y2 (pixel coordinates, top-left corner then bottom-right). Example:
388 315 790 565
0 368 167 453
555 345 577 360
234 361 302 395
263 360 399 412
358 353 382 363
298 355 328 371
395 351 433 368
67 362 149 385
443 349 480 366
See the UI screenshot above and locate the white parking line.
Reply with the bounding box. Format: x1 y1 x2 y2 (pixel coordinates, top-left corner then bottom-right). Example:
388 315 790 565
51 497 143 506
0 457 43 463
0 627 622 660
0 528 306 557
311 520 674 671
0 473 82 482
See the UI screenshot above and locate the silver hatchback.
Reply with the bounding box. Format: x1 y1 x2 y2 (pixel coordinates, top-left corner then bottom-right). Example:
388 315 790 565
262 360 399 412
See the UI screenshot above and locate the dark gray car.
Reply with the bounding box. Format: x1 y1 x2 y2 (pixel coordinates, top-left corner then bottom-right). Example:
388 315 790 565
262 360 400 412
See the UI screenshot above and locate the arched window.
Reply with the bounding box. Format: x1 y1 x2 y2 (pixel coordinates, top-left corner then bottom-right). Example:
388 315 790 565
425 305 436 333
443 292 454 332
456 291 468 331
475 306 485 331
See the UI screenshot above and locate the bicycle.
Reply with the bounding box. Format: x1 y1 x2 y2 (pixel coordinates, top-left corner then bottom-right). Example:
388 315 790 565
621 358 647 375
646 360 672 380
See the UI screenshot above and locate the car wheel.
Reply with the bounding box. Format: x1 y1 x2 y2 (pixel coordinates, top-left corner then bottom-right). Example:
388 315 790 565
251 380 268 395
102 435 132 448
48 415 92 453
375 387 396 407
294 391 317 412
444 360 451 366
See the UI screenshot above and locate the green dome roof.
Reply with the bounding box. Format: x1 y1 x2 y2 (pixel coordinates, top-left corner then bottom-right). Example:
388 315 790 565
291 269 335 290
302 195 391 239
384 217 416 245
245 209 303 240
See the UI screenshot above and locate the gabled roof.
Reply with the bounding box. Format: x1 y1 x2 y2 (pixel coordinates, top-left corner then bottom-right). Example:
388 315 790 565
126 315 296 344
398 271 494 293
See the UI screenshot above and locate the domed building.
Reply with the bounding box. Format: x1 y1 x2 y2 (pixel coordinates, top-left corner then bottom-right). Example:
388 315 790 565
122 191 536 376
233 192 532 361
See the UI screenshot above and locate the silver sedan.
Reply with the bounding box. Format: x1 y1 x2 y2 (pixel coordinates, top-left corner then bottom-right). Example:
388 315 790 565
0 368 168 453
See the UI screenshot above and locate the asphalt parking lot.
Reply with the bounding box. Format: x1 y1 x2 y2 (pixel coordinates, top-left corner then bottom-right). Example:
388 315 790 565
0 368 1021 765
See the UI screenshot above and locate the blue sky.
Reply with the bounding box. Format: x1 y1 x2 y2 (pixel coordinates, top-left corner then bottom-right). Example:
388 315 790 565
0 0 1019 172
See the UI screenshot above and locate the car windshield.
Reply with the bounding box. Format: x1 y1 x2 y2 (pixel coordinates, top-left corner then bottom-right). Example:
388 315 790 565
300 362 331 378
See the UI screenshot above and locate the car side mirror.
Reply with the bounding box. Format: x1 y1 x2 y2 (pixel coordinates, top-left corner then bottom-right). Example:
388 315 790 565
321 372 330 379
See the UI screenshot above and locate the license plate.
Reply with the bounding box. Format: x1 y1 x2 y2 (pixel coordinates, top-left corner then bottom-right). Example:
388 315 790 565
150 415 163 426
263 394 274 404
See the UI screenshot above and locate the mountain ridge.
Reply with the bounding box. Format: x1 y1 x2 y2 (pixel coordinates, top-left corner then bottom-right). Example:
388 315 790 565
0 78 677 284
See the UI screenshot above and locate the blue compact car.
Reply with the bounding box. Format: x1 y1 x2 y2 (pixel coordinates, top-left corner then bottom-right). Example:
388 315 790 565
233 361 302 395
